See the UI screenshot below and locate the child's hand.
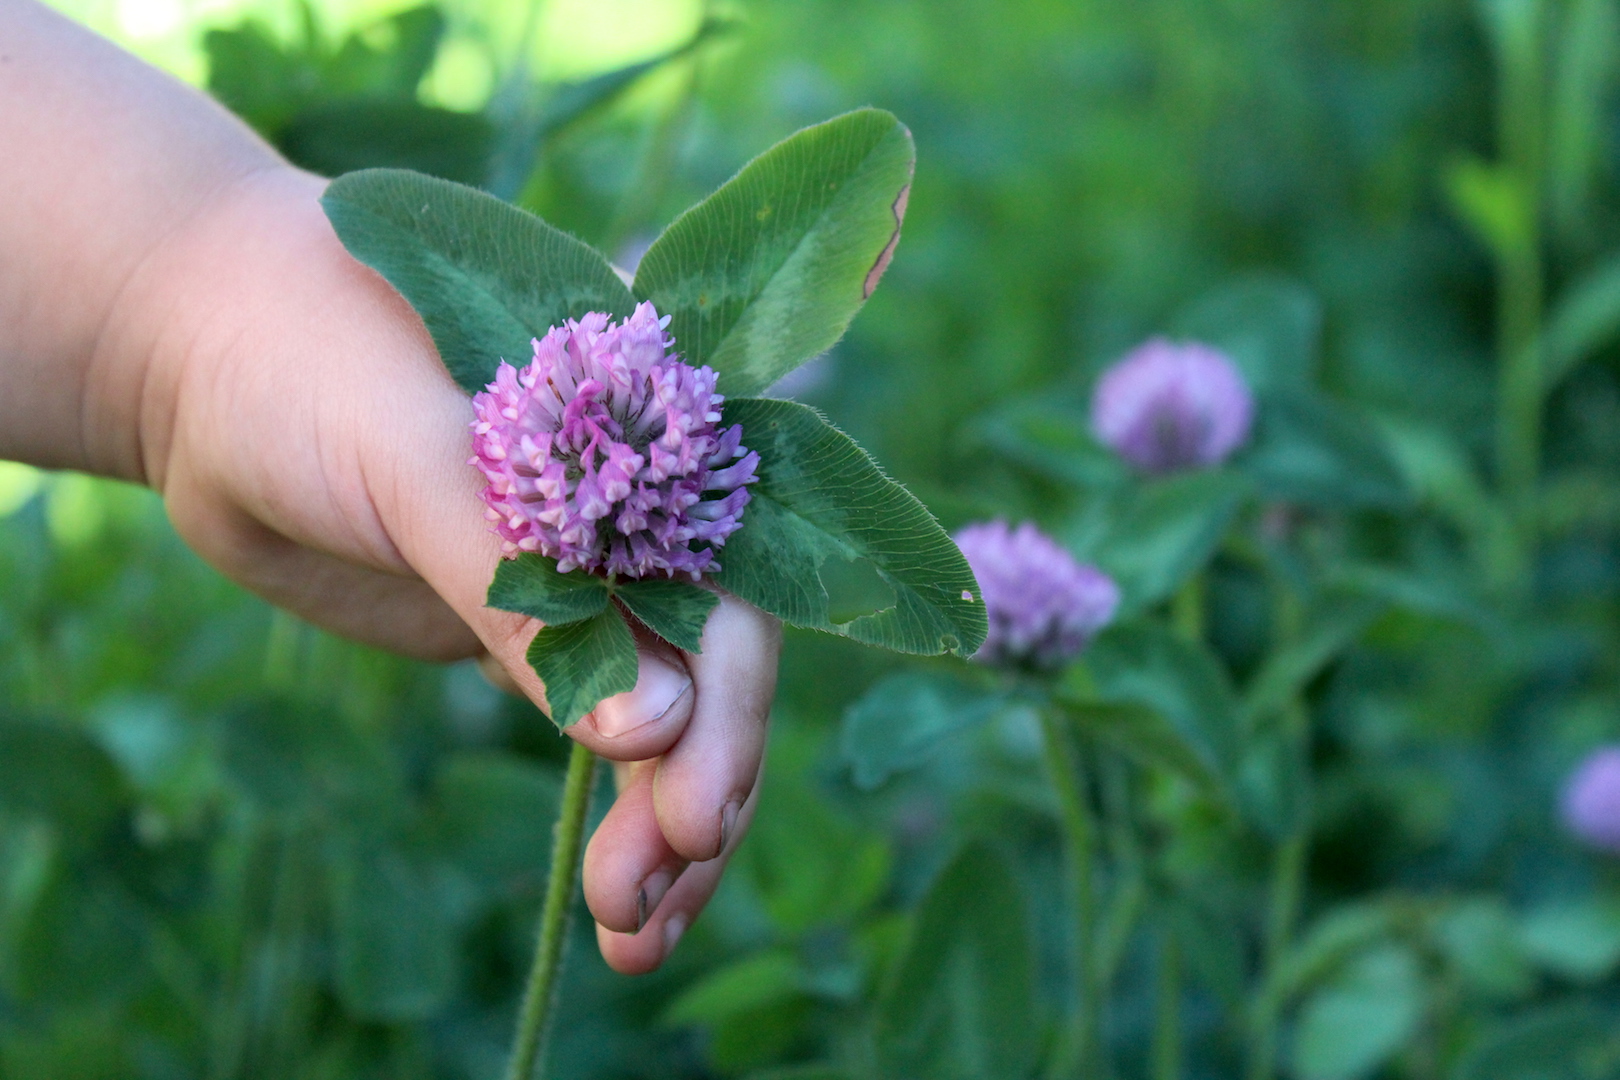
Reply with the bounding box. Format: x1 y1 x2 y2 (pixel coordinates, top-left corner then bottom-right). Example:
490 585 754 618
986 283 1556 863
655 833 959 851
0 0 778 974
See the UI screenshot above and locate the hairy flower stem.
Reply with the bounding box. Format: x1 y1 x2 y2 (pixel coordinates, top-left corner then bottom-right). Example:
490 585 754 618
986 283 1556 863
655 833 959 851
505 741 598 1080
1041 707 1101 1080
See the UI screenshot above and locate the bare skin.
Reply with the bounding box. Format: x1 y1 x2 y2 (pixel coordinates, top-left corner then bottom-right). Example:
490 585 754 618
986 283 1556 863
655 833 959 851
0 0 778 974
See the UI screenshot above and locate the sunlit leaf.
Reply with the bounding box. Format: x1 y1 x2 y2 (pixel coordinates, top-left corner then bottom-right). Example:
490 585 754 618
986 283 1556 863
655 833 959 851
714 398 985 656
486 553 610 626
527 608 639 728
634 109 916 394
614 578 719 653
322 169 635 393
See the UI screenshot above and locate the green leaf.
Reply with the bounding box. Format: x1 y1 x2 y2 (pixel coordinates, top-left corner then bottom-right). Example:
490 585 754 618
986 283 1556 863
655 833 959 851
1519 898 1620 982
1435 898 1534 1001
1240 595 1385 732
527 608 639 728
330 841 457 1021
429 751 560 896
1242 388 1408 509
661 949 804 1027
714 398 985 656
1290 944 1425 1080
1053 698 1226 803
321 169 635 393
634 109 916 395
738 768 892 932
0 717 126 844
280 101 494 184
614 579 720 653
1167 274 1322 393
1085 623 1240 774
1455 1003 1620 1080
1071 469 1249 613
840 671 1005 789
486 554 609 626
489 17 737 200
970 398 1127 488
874 843 1038 1080
1541 251 1620 392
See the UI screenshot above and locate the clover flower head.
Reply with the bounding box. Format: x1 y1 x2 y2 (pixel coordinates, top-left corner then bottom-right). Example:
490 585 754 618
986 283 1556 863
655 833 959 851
1091 338 1255 474
470 302 758 580
954 520 1120 670
1562 746 1620 854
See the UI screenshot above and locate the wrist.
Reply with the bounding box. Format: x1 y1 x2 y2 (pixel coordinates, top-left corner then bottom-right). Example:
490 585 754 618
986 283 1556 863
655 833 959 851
87 164 328 490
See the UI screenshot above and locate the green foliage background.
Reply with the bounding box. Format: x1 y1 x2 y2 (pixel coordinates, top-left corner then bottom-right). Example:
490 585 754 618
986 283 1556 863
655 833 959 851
10 0 1620 1077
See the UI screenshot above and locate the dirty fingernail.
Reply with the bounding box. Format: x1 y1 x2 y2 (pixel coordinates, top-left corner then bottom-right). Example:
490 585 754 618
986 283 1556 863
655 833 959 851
663 913 688 958
593 656 691 737
720 799 741 854
636 868 677 933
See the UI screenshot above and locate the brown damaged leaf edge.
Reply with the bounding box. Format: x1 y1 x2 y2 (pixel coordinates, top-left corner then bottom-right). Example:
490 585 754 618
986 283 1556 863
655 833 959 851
863 156 914 300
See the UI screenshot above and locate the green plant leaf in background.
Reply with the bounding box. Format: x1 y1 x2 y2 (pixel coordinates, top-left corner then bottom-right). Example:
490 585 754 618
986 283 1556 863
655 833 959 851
1166 274 1323 393
1069 469 1250 614
1053 696 1227 803
839 670 1005 789
1241 389 1409 509
634 108 916 395
526 608 639 728
714 398 985 656
1085 622 1241 775
321 169 636 393
330 841 457 1021
1289 943 1425 1080
874 843 1038 1080
1519 898 1620 983
614 578 720 653
1454 1003 1620 1080
486 553 610 625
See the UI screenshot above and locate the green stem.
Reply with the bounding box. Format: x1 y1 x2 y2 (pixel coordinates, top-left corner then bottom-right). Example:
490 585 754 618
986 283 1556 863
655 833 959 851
1491 1 1546 527
505 740 598 1080
1247 826 1308 1080
1094 754 1146 995
1041 708 1099 1080
1152 930 1182 1080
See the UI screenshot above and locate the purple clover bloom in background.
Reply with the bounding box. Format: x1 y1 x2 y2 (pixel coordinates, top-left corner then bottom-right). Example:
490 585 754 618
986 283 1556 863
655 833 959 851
470 302 759 580
1562 746 1620 854
954 520 1120 670
1091 338 1255 474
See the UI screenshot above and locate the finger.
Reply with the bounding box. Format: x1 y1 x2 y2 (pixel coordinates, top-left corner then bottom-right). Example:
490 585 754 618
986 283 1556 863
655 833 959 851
571 627 695 760
595 775 761 975
581 760 688 933
164 489 481 660
652 595 780 861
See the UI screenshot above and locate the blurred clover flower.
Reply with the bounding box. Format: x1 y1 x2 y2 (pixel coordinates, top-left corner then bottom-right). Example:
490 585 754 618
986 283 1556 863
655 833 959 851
1091 338 1254 474
470 302 758 579
954 520 1119 670
1562 746 1620 853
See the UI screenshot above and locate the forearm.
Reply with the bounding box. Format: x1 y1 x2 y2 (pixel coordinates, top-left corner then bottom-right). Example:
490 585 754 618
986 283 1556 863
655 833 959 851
0 0 285 479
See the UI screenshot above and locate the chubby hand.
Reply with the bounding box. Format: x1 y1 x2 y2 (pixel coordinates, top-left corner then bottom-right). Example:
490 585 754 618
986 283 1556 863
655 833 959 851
119 166 779 974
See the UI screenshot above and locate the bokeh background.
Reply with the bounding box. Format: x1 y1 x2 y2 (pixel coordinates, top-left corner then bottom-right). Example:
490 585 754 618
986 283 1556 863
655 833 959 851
9 0 1620 1077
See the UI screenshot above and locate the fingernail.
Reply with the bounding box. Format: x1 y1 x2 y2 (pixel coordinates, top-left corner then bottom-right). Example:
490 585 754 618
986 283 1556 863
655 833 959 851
593 656 691 737
719 799 741 854
636 868 676 933
663 913 688 958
